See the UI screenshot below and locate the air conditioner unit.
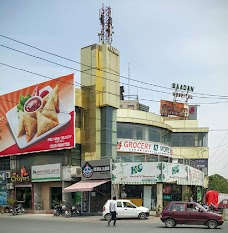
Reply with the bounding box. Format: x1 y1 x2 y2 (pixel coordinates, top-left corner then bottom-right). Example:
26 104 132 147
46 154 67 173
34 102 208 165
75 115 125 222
71 166 82 177
6 171 11 178
6 183 14 189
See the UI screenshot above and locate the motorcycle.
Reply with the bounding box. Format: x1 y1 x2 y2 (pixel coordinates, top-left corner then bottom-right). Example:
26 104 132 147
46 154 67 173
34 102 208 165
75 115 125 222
11 203 26 215
70 205 80 217
53 204 71 217
208 204 223 214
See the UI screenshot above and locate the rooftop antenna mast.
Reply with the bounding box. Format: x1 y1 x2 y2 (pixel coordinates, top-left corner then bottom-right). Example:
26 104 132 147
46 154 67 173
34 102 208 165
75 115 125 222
98 4 114 45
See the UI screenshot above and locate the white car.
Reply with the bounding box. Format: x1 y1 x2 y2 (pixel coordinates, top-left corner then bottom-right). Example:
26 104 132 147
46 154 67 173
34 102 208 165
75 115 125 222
102 199 150 220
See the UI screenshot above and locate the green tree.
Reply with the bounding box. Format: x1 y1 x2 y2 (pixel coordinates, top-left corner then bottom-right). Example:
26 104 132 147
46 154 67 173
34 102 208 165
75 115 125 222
208 174 228 193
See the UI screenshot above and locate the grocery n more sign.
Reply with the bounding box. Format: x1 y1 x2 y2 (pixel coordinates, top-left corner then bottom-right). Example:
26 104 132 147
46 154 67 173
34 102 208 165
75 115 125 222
117 139 172 157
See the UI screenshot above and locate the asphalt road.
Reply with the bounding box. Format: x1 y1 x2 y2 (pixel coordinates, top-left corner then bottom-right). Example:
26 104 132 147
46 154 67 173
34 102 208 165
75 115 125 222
0 214 228 233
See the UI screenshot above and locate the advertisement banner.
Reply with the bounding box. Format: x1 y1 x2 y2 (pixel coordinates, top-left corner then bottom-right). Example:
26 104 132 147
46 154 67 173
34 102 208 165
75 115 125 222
31 163 61 182
117 139 172 157
0 191 7 205
160 100 188 117
0 74 75 156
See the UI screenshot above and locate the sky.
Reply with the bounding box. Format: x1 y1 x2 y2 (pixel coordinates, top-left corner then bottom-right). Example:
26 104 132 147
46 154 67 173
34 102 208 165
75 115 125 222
0 0 228 178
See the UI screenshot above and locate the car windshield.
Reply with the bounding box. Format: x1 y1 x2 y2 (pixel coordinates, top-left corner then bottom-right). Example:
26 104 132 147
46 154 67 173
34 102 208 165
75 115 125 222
196 203 208 212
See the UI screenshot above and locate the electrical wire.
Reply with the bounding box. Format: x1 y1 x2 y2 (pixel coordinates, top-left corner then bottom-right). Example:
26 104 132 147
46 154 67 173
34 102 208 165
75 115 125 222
1 35 228 99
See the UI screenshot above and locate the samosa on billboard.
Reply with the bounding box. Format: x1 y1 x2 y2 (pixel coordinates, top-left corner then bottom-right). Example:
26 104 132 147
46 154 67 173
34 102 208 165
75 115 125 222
0 74 75 156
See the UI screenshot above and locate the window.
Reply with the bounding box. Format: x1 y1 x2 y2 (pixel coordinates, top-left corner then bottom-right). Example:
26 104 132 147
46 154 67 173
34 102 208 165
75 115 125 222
117 202 122 207
171 132 208 147
171 203 185 212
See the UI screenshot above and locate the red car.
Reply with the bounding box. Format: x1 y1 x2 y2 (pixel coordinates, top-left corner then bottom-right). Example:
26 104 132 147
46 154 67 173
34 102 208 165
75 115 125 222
160 201 223 229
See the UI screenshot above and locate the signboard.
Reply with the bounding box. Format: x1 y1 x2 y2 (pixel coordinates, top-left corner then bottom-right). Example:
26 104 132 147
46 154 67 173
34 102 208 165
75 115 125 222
188 105 198 120
0 191 7 205
31 163 61 182
172 83 194 102
117 139 172 157
11 165 30 184
160 100 188 117
0 74 75 156
112 162 161 184
0 171 6 184
162 163 188 183
112 162 204 186
192 159 208 169
81 159 111 180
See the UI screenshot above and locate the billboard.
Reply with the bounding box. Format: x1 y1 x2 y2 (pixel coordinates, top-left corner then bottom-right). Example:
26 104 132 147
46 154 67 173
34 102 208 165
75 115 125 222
0 74 75 156
160 100 188 117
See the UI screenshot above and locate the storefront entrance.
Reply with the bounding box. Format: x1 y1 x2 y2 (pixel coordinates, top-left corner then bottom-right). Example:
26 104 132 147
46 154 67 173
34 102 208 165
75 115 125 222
15 187 32 209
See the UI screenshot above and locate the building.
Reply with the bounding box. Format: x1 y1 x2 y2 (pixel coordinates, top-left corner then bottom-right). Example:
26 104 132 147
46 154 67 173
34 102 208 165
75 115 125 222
0 43 208 213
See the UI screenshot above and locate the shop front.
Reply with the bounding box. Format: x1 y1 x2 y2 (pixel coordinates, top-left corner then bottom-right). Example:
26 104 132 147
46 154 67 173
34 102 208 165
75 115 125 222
31 163 62 210
63 159 111 213
112 161 205 210
10 165 32 209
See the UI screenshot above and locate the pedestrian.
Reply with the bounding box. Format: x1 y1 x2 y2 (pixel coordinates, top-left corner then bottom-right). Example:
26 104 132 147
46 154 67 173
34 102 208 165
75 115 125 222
189 194 194 202
108 196 117 227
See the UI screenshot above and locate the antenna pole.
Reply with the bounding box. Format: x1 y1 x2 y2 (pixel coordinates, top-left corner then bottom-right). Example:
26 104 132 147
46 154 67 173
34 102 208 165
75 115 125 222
98 4 114 45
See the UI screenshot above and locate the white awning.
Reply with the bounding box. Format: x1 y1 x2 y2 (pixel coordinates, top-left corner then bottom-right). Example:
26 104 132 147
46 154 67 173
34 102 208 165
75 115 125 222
63 180 109 192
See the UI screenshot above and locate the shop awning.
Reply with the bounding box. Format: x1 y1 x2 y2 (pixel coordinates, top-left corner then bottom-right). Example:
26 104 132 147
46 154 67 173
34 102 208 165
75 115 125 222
63 180 110 192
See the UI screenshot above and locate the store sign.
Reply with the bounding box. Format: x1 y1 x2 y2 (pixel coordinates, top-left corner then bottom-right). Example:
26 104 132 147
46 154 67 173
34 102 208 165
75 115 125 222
117 139 172 157
81 159 111 180
0 171 6 184
112 162 161 184
172 83 194 101
11 165 30 183
31 163 61 182
112 162 204 186
160 100 188 117
0 74 75 157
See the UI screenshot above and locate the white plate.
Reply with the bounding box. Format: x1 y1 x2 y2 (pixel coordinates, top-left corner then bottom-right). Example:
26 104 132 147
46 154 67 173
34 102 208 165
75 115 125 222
6 86 71 149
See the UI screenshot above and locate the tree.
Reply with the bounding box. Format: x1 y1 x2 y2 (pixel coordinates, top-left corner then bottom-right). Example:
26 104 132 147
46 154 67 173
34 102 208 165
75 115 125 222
208 174 228 193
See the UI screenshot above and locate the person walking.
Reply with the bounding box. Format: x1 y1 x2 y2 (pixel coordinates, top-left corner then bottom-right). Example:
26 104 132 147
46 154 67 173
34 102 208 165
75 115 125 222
108 196 117 227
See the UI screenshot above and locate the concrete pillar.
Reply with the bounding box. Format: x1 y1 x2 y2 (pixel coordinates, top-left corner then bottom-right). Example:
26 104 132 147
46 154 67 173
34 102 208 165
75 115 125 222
156 183 163 210
182 185 188 201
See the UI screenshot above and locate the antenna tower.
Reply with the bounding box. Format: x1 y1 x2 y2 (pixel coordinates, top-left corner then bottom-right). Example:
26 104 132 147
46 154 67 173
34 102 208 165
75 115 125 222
98 4 114 45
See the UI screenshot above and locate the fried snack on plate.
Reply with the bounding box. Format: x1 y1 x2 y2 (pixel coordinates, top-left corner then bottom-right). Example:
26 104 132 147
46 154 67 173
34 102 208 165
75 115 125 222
41 96 59 123
36 111 59 137
43 84 59 113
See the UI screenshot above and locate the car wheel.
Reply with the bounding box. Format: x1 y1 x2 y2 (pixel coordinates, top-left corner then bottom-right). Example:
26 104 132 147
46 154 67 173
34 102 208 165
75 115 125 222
105 213 111 221
207 220 218 229
164 218 176 228
139 212 147 220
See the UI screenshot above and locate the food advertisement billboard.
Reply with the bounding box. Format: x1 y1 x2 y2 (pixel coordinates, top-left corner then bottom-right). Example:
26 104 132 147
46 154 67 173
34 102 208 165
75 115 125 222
0 74 75 156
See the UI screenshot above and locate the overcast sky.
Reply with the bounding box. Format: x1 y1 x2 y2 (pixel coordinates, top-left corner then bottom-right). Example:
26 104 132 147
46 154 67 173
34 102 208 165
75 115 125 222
1 0 228 178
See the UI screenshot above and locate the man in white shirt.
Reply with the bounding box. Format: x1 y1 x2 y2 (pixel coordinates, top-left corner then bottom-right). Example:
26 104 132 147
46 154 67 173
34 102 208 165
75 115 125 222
108 196 117 226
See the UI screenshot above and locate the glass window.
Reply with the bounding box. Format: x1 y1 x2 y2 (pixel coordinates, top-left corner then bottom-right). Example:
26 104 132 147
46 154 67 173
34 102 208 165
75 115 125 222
171 132 208 147
171 203 185 212
117 202 122 207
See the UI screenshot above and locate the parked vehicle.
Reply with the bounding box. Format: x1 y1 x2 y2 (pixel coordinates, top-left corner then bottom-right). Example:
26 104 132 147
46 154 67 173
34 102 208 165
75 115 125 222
218 199 228 210
70 205 80 217
102 199 149 221
10 203 26 216
53 204 71 217
160 201 223 229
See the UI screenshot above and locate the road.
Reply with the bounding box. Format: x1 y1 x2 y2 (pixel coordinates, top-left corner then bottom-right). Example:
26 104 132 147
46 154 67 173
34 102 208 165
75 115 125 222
0 214 228 233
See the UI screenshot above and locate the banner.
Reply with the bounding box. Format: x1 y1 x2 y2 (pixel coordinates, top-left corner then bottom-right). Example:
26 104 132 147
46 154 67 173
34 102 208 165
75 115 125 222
117 138 172 157
160 100 188 117
0 74 75 156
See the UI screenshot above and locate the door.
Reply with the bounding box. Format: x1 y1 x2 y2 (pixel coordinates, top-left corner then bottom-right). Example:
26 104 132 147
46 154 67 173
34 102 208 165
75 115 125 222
186 203 206 225
121 201 138 217
170 203 186 224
